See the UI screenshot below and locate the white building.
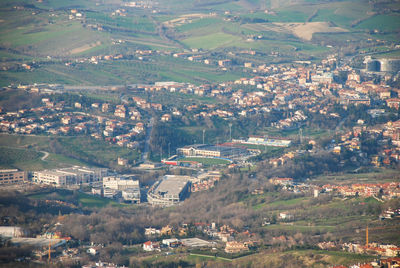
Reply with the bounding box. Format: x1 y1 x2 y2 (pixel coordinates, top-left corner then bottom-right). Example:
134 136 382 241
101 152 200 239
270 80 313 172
33 166 108 186
121 188 141 203
102 175 140 203
102 176 139 190
0 226 25 237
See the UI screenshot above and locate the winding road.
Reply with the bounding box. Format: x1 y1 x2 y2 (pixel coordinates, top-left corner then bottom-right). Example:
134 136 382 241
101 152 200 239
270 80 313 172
40 151 49 161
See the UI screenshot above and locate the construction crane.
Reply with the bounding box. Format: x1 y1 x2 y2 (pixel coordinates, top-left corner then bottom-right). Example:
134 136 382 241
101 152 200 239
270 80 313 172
48 240 51 263
364 225 398 248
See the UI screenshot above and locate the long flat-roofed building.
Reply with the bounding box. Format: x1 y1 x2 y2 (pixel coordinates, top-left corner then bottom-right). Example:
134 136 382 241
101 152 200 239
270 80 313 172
33 166 108 186
0 169 27 185
148 175 191 207
177 144 248 158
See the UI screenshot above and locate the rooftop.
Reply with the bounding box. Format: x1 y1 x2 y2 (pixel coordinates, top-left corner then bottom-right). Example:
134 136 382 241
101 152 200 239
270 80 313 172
155 175 191 196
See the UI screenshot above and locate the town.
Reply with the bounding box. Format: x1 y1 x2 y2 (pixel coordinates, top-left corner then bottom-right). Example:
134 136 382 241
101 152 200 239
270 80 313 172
1 0 400 266
1 51 400 267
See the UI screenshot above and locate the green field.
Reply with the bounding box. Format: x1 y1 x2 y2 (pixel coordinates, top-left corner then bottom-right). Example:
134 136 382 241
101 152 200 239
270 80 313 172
0 134 139 171
29 189 122 208
179 157 231 165
182 32 242 50
0 0 397 87
0 55 245 86
175 17 224 32
356 15 400 32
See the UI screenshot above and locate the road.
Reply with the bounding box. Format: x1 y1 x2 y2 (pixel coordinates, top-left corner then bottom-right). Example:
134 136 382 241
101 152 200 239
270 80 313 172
40 151 49 161
141 117 155 163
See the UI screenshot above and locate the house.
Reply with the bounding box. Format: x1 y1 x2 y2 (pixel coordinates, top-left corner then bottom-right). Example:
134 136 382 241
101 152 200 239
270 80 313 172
161 225 173 236
143 241 160 252
224 241 249 253
279 212 294 220
161 114 171 122
386 98 400 109
117 157 128 166
145 227 161 237
61 116 71 125
162 238 181 248
269 177 293 185
87 247 100 255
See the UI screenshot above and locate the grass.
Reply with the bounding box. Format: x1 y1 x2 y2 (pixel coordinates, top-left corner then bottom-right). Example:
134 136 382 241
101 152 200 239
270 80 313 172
188 253 232 262
264 223 335 233
0 145 89 171
86 12 156 33
252 196 309 210
77 192 119 208
179 157 231 166
182 32 242 50
355 15 400 32
0 13 106 57
175 18 224 32
0 54 246 86
29 189 123 208
134 91 218 106
312 167 400 184
0 146 47 170
232 249 375 267
260 126 330 139
267 197 309 207
0 134 139 170
374 49 400 59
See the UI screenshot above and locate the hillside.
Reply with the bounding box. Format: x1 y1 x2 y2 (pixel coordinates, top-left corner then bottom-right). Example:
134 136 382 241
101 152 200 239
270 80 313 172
0 0 399 86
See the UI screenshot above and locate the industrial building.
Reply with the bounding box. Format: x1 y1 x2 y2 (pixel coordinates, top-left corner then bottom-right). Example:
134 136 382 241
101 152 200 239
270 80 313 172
0 169 27 185
33 166 108 186
147 175 191 206
177 144 249 159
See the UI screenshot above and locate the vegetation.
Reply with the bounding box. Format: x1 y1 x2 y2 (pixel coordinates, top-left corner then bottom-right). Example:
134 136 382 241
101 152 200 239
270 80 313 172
0 134 139 170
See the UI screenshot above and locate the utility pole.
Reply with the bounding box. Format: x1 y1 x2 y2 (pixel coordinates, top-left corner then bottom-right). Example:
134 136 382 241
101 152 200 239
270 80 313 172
299 128 303 144
168 143 171 158
203 129 205 144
